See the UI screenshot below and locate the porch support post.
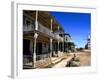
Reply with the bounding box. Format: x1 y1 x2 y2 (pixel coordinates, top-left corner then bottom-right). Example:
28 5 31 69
67 42 68 53
63 40 64 52
67 36 69 53
50 38 52 61
32 10 38 68
32 33 38 68
58 40 59 56
50 18 53 61
51 18 53 32
62 35 64 52
35 11 38 30
57 25 60 56
62 41 64 52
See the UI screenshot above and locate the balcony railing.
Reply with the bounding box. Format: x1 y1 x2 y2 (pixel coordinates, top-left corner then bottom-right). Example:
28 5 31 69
38 23 63 41
36 54 50 61
23 22 63 41
23 24 35 32
38 23 53 37
54 33 64 41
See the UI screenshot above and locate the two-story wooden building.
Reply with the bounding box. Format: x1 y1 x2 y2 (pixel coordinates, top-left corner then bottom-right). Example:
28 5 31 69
23 10 65 69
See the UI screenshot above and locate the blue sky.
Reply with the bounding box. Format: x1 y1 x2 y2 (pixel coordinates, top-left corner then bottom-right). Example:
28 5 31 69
51 12 91 48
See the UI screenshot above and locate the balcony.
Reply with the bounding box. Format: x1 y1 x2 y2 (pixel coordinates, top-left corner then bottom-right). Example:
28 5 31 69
23 24 35 32
23 22 63 41
38 23 53 37
53 33 64 42
38 23 63 41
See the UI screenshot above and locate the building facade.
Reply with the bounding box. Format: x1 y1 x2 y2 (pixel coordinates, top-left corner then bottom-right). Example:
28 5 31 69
63 33 76 52
23 10 65 69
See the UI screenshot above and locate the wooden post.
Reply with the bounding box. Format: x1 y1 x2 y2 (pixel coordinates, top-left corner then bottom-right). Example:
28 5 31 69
50 18 53 62
58 25 60 56
51 18 53 32
32 11 38 68
35 11 38 30
50 38 52 61
32 33 38 68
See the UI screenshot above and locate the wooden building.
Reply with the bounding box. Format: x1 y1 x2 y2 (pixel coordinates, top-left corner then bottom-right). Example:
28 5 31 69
23 10 65 69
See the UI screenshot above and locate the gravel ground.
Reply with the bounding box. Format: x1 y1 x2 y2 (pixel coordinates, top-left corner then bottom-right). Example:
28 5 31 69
52 49 91 68
76 50 91 66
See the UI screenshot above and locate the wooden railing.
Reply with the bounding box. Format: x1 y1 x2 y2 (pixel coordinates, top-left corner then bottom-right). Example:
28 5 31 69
23 22 63 41
36 53 50 60
38 23 63 41
23 24 35 32
38 23 53 37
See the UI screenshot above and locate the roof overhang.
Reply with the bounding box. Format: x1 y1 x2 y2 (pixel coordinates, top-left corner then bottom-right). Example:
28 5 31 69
23 10 64 32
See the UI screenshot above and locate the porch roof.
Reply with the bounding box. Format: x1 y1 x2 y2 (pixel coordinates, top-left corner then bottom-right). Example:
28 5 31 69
23 10 64 32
